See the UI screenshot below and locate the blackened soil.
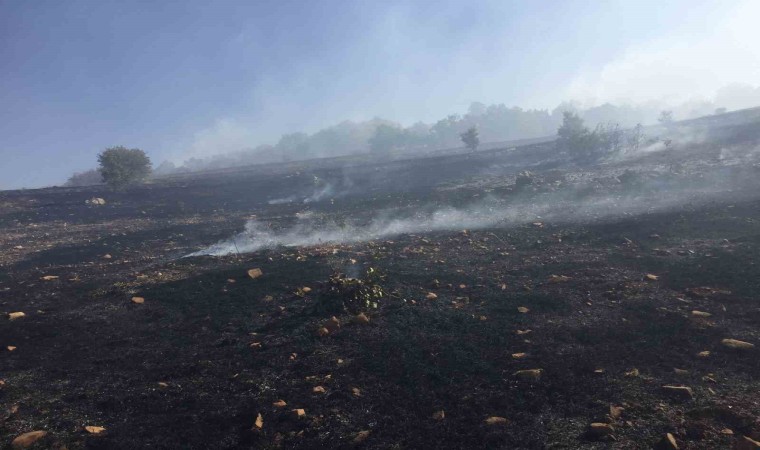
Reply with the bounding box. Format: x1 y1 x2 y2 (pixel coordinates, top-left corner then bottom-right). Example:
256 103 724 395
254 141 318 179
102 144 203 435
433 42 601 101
1 141 759 449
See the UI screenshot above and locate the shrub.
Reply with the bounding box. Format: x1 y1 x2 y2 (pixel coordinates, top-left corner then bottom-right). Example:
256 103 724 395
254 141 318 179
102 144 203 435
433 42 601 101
97 146 152 188
515 170 534 188
556 111 600 163
65 169 103 187
626 123 645 152
317 267 386 313
658 110 674 126
594 122 624 154
460 126 479 151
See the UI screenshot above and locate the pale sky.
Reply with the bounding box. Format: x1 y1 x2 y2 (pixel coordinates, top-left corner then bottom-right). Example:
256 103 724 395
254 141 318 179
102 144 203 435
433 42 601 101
1 0 759 189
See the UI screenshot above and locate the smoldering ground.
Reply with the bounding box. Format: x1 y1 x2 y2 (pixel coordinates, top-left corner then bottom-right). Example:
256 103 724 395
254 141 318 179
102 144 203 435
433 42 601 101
189 142 760 257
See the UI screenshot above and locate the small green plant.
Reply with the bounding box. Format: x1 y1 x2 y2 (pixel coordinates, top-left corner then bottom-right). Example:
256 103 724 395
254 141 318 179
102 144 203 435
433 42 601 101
318 267 386 313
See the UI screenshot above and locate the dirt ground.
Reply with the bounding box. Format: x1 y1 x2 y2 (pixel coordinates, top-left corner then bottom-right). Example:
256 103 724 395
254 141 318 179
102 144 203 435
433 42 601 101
1 131 759 449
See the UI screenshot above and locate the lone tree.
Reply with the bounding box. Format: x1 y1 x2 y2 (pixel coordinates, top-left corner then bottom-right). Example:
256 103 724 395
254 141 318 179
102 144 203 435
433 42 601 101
98 146 152 188
460 126 479 151
557 111 599 163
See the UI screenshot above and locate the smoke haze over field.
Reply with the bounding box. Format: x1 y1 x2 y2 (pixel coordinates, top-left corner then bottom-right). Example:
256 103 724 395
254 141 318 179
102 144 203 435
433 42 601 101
190 135 760 257
2 1 760 189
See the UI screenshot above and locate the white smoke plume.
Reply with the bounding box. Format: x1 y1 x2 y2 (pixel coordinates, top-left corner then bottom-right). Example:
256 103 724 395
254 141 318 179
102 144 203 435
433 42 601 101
188 170 753 257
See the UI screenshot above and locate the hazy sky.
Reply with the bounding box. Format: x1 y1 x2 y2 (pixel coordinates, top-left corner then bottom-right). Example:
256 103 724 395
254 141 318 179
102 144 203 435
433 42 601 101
1 0 759 189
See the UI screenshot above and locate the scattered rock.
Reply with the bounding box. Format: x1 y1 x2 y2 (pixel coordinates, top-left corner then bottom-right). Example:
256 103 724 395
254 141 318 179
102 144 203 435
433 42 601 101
324 316 340 333
40 275 59 281
432 410 445 420
247 268 263 279
315 327 330 337
273 400 287 408
8 312 25 320
674 368 690 376
351 387 361 397
354 313 370 325
511 353 527 359
425 292 438 300
609 405 624 420
625 368 640 377
514 369 543 381
84 426 106 434
662 385 693 400
484 416 509 425
697 351 710 358
86 197 106 205
11 431 48 449
517 306 529 314
654 433 679 450
691 310 712 318
312 386 326 394
253 413 264 430
722 339 754 350
645 274 659 281
353 430 371 445
131 296 145 304
549 274 571 283
292 408 306 418
587 423 614 439
102 254 112 259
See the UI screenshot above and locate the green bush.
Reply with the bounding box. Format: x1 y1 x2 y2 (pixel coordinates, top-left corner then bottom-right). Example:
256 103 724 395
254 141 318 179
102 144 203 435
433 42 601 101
317 267 386 313
460 126 479 151
556 111 600 163
97 146 152 188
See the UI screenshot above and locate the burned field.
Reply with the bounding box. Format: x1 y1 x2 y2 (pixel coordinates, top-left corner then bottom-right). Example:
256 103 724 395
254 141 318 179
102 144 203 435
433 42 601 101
2 127 760 449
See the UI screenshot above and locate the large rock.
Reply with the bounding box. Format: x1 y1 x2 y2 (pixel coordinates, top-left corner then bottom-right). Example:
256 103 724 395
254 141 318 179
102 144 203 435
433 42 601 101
86 197 106 205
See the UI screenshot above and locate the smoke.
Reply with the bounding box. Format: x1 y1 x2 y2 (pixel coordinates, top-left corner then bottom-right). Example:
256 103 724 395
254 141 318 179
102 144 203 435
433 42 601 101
567 2 760 107
268 172 356 205
189 163 758 257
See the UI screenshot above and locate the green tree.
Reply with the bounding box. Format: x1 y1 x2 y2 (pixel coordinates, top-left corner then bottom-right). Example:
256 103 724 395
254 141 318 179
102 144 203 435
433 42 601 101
369 124 404 154
556 111 600 163
97 146 152 188
276 132 311 160
460 126 479 151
